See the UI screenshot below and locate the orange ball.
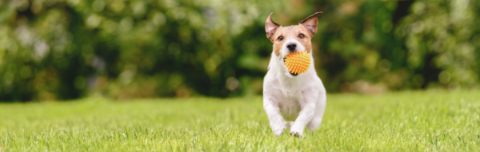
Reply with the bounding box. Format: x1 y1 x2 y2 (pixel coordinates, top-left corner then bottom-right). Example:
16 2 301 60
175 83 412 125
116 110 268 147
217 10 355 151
285 51 311 74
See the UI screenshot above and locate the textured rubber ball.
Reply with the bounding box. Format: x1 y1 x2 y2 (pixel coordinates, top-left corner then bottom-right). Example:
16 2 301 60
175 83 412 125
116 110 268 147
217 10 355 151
284 51 311 75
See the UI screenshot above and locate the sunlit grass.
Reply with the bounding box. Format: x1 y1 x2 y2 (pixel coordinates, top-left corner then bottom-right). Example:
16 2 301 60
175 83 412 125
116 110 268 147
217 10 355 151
1 90 480 151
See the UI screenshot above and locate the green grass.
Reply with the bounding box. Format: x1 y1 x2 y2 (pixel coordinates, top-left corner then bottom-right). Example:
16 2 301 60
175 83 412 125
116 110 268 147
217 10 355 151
1 91 480 151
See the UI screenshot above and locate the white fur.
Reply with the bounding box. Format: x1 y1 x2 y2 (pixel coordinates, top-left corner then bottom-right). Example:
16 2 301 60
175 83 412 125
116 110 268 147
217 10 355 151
263 39 327 137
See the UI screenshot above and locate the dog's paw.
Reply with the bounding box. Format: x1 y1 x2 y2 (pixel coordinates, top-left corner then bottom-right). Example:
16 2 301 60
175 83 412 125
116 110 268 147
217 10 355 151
290 130 303 137
290 128 303 137
272 127 286 136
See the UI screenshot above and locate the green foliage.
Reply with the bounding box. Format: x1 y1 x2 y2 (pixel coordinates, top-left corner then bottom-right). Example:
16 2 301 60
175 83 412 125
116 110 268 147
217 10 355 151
0 0 479 101
396 0 480 88
0 0 286 100
1 91 480 151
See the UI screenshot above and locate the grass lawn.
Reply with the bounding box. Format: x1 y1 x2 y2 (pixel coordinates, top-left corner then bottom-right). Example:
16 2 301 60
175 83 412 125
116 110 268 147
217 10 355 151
1 91 480 151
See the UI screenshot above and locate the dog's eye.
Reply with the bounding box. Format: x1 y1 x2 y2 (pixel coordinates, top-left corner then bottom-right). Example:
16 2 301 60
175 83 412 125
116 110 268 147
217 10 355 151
299 34 305 38
277 36 283 41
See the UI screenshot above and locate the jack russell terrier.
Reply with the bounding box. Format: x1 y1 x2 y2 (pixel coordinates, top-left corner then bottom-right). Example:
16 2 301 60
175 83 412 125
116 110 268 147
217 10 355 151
263 12 326 137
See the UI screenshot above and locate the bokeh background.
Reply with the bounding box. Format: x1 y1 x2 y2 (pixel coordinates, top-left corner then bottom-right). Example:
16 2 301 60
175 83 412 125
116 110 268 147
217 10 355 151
0 0 479 102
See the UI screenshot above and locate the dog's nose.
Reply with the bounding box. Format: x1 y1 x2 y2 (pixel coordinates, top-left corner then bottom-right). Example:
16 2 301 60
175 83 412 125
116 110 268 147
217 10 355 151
287 43 296 52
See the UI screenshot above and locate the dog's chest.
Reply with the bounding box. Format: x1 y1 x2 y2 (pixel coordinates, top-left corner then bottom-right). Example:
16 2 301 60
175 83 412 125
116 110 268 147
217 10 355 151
277 91 302 121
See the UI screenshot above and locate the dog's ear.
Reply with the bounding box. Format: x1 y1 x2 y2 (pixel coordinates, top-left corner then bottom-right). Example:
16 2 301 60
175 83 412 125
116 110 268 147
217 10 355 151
265 12 280 42
299 12 322 36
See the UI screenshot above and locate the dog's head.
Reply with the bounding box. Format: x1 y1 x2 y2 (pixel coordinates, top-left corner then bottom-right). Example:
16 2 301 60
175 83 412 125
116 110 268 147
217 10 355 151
265 12 321 76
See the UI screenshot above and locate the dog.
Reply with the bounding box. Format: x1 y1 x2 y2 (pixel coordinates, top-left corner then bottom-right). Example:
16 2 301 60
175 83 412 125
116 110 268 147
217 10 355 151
263 12 326 137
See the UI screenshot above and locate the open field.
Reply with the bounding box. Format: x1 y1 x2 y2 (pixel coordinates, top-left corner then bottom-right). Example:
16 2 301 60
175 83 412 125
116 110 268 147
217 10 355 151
1 91 480 151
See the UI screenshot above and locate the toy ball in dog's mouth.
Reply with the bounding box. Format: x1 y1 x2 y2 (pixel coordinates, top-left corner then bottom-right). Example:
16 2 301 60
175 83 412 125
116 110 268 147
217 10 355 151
284 51 311 75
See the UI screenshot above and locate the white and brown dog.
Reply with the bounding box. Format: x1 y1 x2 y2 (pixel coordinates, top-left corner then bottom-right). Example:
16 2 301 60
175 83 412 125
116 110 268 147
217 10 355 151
263 12 326 137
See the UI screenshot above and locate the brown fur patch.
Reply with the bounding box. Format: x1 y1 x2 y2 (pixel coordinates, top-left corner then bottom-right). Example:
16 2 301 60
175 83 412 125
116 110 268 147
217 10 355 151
271 25 313 56
299 12 322 36
265 13 281 42
272 26 286 56
292 25 312 53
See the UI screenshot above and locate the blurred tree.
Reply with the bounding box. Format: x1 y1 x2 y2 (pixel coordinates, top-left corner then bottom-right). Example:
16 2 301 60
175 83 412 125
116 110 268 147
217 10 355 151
396 0 480 89
0 0 478 102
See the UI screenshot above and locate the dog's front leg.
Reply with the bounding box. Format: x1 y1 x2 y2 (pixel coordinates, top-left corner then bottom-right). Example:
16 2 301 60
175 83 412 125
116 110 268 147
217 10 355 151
290 91 317 137
263 96 285 136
